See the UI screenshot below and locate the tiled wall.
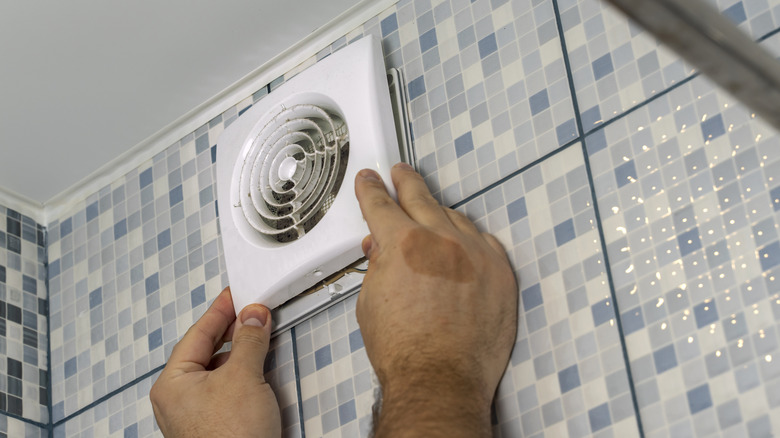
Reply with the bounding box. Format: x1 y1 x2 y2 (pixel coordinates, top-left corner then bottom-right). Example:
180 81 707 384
0 205 49 435
5 0 780 436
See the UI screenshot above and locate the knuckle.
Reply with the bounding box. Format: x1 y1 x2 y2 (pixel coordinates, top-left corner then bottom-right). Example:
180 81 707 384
234 330 267 349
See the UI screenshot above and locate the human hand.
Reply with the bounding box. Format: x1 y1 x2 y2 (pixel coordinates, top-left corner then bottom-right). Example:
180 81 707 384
150 287 281 437
354 163 518 437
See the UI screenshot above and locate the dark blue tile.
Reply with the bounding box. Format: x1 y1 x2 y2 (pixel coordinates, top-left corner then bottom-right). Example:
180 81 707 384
621 306 645 335
677 227 703 257
124 423 138 438
529 89 550 115
701 114 725 142
419 28 438 53
211 145 217 164
86 201 99 222
588 403 611 432
478 33 498 59
338 400 357 426
759 242 780 271
522 283 543 311
558 364 581 393
554 219 576 246
556 119 577 144
693 300 718 328
408 75 426 101
145 273 159 296
507 197 528 223
191 285 206 308
139 168 153 189
0 265 4 283
653 344 677 374
315 345 332 370
723 2 746 24
585 129 607 155
148 328 163 351
581 106 602 130
60 218 73 238
381 13 398 37
22 275 36 293
199 186 213 207
195 134 210 154
348 329 364 352
615 160 637 188
64 357 77 379
114 219 128 240
158 229 171 250
239 105 252 116
169 185 184 207
89 288 102 309
591 298 614 326
592 54 614 81
454 132 475 158
687 384 712 414
6 218 20 237
49 259 60 279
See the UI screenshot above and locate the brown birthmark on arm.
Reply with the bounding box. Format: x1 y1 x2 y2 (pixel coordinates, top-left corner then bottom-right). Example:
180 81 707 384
400 228 475 283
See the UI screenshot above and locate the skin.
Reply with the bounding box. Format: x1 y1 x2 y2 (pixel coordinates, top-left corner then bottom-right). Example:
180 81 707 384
150 162 518 437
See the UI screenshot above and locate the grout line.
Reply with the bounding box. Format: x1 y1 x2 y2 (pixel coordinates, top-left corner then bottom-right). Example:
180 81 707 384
290 326 307 438
51 364 166 428
0 410 48 430
551 0 648 435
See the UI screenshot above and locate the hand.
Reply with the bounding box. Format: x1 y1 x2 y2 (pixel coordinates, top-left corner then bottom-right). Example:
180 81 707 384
354 163 518 437
150 287 281 437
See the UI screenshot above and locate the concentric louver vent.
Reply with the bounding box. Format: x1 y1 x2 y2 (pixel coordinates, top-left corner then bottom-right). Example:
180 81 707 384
237 103 349 243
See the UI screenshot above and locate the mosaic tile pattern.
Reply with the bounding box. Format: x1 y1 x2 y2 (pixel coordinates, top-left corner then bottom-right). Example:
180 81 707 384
0 413 46 438
560 0 780 134
0 206 48 423
586 34 780 436
52 329 300 437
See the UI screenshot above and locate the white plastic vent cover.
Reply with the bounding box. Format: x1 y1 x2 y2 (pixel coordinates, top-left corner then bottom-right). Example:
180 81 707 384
217 36 400 314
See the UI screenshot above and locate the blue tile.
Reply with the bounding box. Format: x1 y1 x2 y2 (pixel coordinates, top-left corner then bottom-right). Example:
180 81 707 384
592 54 614 81
113 219 127 240
615 160 637 188
6 218 20 237
581 106 602 130
49 259 60 279
478 33 498 59
687 384 713 414
522 283 543 311
693 300 718 328
759 242 780 271
348 329 364 352
558 364 581 393
124 424 138 438
60 218 73 238
64 357 77 379
507 197 528 223
169 185 184 207
157 229 171 250
381 13 398 37
701 114 726 142
419 28 438 53
191 285 206 308
653 344 677 374
315 345 333 370
621 306 645 335
723 2 746 24
195 134 210 154
554 219 576 246
586 129 607 155
408 75 426 101
139 168 153 189
529 90 550 115
458 27 476 50
86 201 99 222
591 298 615 326
588 403 611 432
338 400 357 426
89 288 102 309
145 274 159 296
454 132 475 158
148 328 163 351
22 275 36 293
0 265 4 283
556 119 577 144
211 145 217 164
677 227 703 257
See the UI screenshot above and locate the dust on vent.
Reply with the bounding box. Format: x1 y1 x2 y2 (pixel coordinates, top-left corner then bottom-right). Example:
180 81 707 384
237 103 350 243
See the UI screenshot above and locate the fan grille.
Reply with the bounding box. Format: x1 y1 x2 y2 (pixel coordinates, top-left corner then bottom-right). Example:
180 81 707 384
238 104 349 243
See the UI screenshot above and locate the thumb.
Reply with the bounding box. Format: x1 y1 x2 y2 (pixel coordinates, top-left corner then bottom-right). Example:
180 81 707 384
229 304 272 379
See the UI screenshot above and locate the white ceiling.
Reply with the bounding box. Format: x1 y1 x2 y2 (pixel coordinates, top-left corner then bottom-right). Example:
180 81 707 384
0 0 361 206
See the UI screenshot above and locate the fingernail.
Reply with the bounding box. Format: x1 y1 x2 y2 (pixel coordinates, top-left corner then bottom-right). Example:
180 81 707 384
395 162 413 171
358 169 380 181
241 306 269 328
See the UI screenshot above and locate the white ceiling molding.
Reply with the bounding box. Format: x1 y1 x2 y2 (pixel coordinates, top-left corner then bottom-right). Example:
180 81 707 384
3 0 396 226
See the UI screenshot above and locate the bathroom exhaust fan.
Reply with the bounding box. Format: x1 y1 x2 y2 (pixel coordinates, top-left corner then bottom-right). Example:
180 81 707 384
217 36 406 315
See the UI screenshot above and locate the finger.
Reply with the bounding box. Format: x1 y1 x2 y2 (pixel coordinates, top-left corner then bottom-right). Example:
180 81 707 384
207 351 231 370
167 287 237 373
354 168 413 243
391 163 451 227
228 304 272 379
443 208 481 236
